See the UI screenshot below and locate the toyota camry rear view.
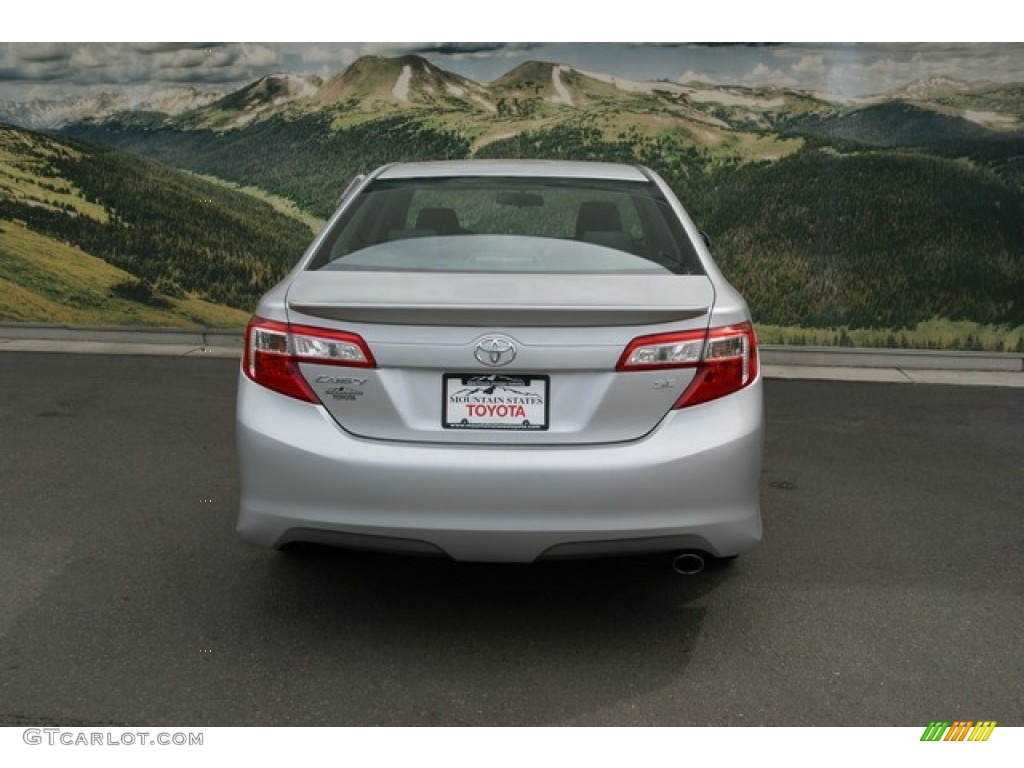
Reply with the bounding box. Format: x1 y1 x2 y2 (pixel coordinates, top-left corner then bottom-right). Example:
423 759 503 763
236 160 763 564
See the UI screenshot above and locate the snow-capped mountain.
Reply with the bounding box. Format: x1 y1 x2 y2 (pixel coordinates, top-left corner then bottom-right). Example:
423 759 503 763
4 56 1022 134
179 74 322 129
0 87 224 130
312 55 493 111
886 76 979 100
136 86 224 115
0 92 130 130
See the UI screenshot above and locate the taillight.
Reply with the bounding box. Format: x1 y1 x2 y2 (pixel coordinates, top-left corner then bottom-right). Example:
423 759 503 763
242 317 375 403
617 322 758 408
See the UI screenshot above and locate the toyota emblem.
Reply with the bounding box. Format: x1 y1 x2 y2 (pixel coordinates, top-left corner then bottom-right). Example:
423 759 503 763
474 336 517 367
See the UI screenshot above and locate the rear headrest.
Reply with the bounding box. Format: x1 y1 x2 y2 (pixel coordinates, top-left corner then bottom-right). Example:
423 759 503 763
415 207 461 235
575 201 622 238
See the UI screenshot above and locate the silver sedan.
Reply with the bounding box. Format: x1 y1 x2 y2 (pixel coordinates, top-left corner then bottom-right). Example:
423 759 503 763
236 160 763 568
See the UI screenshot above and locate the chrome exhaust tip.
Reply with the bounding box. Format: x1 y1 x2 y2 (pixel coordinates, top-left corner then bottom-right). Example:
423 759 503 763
671 551 705 575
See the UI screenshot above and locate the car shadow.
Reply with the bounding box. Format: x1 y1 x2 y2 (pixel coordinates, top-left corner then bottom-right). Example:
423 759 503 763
236 546 739 724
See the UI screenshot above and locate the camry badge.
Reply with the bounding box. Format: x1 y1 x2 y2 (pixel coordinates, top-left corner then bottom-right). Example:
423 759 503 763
474 336 517 367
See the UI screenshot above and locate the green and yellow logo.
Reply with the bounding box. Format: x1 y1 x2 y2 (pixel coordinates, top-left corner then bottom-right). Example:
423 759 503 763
920 721 996 741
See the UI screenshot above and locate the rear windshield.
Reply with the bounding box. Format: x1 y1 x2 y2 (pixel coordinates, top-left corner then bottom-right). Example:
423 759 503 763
307 176 705 275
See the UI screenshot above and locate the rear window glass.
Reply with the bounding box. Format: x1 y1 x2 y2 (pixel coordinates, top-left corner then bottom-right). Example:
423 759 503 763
307 176 704 275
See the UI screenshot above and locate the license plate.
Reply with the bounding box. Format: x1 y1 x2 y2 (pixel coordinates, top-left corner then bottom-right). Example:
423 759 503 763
443 374 549 430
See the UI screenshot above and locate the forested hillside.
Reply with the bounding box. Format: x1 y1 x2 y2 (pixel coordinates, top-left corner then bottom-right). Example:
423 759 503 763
784 102 999 146
0 124 313 314
66 114 470 218
694 149 1024 329
60 112 1024 337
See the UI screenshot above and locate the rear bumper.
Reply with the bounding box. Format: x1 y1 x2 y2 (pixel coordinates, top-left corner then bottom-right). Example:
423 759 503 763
236 374 763 563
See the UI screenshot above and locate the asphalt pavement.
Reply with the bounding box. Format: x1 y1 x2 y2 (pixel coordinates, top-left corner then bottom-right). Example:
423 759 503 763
0 352 1021 726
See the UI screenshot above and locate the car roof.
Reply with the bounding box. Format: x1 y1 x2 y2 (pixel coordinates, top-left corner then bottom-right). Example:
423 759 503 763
375 159 650 182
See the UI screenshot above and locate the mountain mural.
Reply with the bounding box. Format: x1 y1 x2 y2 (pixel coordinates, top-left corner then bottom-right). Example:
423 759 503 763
2 53 1022 348
2 55 1011 137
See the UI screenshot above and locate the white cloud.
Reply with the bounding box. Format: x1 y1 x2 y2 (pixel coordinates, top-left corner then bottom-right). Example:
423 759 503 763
301 46 344 64
11 42 69 63
792 54 825 76
747 63 794 88
678 69 717 84
152 48 216 70
237 43 278 69
69 46 107 70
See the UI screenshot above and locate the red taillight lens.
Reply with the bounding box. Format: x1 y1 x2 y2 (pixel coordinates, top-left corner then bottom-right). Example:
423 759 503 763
617 322 758 408
242 317 376 403
674 323 758 408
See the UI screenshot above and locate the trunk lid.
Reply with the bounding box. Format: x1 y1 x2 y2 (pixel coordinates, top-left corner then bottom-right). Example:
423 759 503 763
286 271 715 445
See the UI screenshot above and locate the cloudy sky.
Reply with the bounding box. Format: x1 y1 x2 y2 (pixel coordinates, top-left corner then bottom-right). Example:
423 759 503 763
2 42 1022 103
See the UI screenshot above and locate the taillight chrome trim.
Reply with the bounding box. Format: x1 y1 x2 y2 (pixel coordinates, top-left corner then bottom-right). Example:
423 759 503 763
287 323 376 368
615 329 706 371
242 316 376 403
